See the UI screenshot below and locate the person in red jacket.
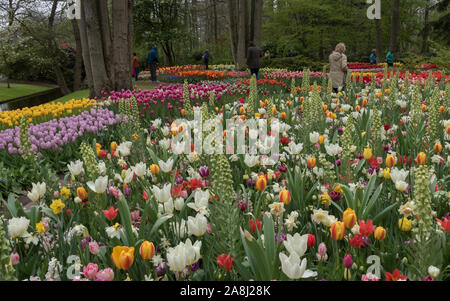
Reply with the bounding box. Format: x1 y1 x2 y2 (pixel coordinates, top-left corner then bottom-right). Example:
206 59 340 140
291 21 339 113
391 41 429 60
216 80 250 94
133 53 139 81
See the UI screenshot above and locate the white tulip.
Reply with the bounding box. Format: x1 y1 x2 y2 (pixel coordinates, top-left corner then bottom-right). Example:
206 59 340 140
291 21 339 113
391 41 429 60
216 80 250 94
283 233 308 257
244 154 259 168
67 160 84 176
164 198 174 215
395 180 409 192
133 162 147 178
171 141 186 155
98 161 106 175
325 143 342 156
284 141 303 155
116 141 133 157
390 168 409 184
187 214 208 237
153 183 172 203
187 190 210 215
87 176 108 194
174 197 185 211
279 252 317 279
159 138 171 150
8 217 30 238
309 132 320 144
158 158 174 173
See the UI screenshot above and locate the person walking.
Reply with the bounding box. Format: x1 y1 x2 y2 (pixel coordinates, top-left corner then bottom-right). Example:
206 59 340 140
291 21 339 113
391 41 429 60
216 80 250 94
329 43 348 93
202 50 210 70
132 53 139 82
148 46 158 82
386 50 394 67
247 41 262 80
369 49 377 65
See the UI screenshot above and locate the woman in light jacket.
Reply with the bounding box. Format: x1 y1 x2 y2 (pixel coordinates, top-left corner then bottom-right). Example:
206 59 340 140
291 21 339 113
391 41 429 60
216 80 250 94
329 43 348 93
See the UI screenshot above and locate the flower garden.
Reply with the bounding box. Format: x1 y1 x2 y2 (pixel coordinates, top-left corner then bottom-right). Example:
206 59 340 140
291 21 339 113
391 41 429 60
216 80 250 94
0 65 449 282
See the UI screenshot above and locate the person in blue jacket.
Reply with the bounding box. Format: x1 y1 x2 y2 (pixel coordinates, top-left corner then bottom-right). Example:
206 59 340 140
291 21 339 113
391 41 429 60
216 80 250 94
386 51 394 67
369 49 377 65
148 46 158 82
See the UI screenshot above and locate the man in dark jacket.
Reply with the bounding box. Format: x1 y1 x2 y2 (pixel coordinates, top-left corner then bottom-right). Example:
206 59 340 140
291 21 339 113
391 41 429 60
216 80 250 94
202 50 209 70
247 42 262 80
148 46 158 82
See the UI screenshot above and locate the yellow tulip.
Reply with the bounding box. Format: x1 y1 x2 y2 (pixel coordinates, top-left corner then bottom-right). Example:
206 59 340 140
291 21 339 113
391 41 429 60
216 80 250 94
330 221 345 240
279 189 291 205
342 208 357 229
363 148 373 160
374 226 386 240
140 241 155 260
398 217 412 232
112 246 135 270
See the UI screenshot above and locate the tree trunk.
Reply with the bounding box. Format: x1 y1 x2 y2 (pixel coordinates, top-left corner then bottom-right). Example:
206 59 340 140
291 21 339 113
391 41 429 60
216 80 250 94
228 0 239 67
375 18 382 63
421 1 430 54
237 0 247 69
112 0 132 91
128 0 134 83
389 0 400 53
83 0 112 96
98 0 114 84
78 1 95 98
253 0 263 47
213 0 218 43
71 19 83 91
191 0 198 49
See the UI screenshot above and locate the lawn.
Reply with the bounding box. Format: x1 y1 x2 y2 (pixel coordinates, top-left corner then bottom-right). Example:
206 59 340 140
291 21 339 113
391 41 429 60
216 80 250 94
0 83 51 101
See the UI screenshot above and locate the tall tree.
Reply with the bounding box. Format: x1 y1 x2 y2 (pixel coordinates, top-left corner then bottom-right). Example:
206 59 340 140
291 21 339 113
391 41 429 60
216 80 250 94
389 0 401 52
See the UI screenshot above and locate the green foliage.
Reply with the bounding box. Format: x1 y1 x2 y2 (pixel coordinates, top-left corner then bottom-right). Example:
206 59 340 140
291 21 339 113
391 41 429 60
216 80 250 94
260 56 325 72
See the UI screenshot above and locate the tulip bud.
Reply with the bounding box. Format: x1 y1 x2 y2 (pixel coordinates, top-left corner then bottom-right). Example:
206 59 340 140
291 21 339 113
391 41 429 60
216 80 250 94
140 241 155 260
416 152 427 165
150 164 160 175
434 143 443 154
343 208 357 229
343 254 353 269
330 221 345 240
398 217 412 232
77 187 88 201
318 135 325 145
374 226 386 240
307 157 316 169
363 148 373 160
307 234 315 247
10 252 20 265
385 155 396 168
279 189 291 205
255 175 267 191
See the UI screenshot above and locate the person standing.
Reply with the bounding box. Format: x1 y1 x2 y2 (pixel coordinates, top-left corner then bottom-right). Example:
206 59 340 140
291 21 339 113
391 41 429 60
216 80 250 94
287 49 296 57
386 51 394 67
148 46 158 82
202 50 210 70
329 43 348 93
247 41 262 80
132 53 139 82
369 49 377 65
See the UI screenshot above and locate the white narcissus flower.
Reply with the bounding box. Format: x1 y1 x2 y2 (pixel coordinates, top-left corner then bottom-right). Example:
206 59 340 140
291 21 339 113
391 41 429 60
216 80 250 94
279 252 317 279
67 160 84 176
283 233 308 257
116 141 132 157
133 162 147 178
158 158 174 173
187 214 208 237
87 176 108 194
153 183 172 203
8 217 30 238
309 132 320 144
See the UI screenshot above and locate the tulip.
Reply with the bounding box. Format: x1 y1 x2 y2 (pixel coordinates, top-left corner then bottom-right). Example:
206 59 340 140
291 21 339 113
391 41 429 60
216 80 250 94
363 148 373 160
255 175 267 191
385 155 396 168
279 252 317 279
446 124 450 135
434 143 443 153
77 187 88 201
87 176 108 194
374 226 386 240
398 217 412 232
111 246 135 270
111 142 118 151
140 241 156 260
436 218 450 232
102 206 118 221
187 214 208 237
10 252 20 265
342 208 357 229
279 189 291 205
343 254 353 269
89 241 100 255
217 254 234 271
83 263 98 280
330 221 345 240
316 243 328 261
307 157 316 169
318 135 325 145
283 233 308 257
150 164 160 175
198 166 210 178
359 220 375 236
307 234 315 247
96 268 114 281
249 218 262 233
416 152 427 165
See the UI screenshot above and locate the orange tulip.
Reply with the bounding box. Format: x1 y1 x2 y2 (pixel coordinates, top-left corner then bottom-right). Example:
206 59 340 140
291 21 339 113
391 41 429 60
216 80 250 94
385 155 396 168
111 246 135 270
439 106 445 114
330 221 345 240
111 142 118 151
318 135 324 145
255 175 267 191
447 125 450 135
416 152 427 165
140 241 155 260
421 104 427 112
279 189 291 205
307 157 316 169
280 112 287 119
434 142 443 153
181 109 186 116
150 164 160 175
76 187 88 201
342 208 357 229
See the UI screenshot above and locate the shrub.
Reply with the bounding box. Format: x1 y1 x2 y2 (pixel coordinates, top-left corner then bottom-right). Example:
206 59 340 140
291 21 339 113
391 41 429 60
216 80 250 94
260 55 326 72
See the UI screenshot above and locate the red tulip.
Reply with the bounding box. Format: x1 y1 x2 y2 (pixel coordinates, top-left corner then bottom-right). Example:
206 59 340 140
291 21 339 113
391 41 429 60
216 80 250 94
217 254 234 271
102 206 118 221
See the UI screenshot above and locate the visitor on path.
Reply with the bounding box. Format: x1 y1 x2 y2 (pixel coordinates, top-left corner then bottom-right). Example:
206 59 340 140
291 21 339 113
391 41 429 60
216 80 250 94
386 51 394 67
264 50 271 58
329 42 348 93
288 49 296 57
133 53 139 82
370 49 377 65
247 41 262 81
202 50 210 70
148 46 158 82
